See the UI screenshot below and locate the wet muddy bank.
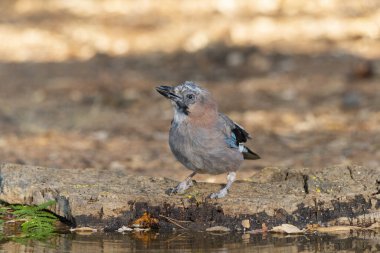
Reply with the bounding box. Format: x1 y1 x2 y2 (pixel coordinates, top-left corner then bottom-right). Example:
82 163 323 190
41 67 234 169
0 163 378 232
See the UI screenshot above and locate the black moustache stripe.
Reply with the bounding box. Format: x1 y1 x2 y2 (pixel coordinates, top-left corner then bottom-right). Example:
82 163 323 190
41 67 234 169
176 101 189 115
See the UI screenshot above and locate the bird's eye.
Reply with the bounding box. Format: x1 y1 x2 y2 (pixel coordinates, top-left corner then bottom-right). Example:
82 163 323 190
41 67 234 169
186 94 194 100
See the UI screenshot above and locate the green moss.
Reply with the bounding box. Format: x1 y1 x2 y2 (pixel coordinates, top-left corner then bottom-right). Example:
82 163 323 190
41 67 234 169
0 200 58 240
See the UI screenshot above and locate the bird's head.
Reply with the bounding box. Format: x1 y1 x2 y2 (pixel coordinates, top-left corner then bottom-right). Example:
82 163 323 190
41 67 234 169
156 81 217 121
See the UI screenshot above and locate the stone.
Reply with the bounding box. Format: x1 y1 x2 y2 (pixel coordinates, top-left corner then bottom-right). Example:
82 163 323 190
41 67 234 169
0 163 378 231
117 226 133 232
270 224 303 234
69 227 97 234
206 226 230 232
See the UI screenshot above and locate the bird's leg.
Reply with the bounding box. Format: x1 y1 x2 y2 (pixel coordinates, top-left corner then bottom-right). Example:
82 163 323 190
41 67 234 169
168 172 196 195
210 172 236 199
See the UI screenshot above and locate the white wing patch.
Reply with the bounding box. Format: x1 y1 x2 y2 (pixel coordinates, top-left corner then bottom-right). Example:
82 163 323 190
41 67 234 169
238 143 245 153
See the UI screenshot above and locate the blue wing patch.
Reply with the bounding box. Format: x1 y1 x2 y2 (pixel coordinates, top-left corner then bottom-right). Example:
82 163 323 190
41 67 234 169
225 132 239 148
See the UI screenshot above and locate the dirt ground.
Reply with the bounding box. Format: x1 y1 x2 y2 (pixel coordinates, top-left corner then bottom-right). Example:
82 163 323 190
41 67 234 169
0 0 379 183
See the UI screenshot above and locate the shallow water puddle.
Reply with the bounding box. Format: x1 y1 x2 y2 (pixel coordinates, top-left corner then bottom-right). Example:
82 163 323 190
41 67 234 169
0 232 379 253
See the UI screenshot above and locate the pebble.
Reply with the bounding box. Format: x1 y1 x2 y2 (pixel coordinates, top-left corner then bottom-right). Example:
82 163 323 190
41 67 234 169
206 226 231 232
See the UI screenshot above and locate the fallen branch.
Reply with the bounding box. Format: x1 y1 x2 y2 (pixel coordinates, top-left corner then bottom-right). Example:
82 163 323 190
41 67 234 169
159 215 188 230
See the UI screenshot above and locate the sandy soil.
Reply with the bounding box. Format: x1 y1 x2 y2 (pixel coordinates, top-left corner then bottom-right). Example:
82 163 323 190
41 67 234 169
0 0 379 183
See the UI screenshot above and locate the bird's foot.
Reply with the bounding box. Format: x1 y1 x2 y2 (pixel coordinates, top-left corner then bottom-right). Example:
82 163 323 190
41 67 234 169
166 179 194 195
209 188 228 199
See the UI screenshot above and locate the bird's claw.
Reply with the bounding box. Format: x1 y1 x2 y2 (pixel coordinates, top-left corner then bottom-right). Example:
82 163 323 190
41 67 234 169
166 179 194 195
209 188 228 199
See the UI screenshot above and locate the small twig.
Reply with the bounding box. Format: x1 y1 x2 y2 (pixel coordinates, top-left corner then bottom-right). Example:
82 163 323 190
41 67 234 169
159 214 191 223
159 215 188 230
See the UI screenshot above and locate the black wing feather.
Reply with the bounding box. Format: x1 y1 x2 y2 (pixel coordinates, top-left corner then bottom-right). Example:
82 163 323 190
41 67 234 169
231 124 250 144
219 113 260 160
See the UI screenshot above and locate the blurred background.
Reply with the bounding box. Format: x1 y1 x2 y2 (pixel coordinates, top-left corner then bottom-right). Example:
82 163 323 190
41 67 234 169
0 0 379 183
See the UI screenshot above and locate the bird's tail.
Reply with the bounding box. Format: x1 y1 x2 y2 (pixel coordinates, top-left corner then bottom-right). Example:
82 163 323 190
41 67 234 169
242 146 261 160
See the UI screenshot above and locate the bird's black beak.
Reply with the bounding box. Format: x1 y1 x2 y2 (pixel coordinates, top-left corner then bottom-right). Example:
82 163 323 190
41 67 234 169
156 86 181 101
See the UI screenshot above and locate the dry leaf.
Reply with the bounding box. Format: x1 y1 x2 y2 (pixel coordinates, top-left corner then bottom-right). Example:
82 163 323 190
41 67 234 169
132 212 159 229
206 226 230 232
270 224 304 234
262 223 268 233
241 219 250 229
